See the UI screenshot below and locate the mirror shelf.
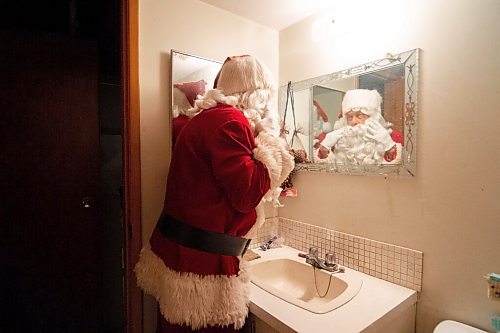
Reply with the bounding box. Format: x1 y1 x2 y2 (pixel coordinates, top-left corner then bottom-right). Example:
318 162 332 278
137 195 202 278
279 48 419 177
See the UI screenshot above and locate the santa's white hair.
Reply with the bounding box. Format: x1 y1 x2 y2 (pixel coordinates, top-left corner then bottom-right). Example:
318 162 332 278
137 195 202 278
323 109 394 165
187 87 279 137
186 55 279 136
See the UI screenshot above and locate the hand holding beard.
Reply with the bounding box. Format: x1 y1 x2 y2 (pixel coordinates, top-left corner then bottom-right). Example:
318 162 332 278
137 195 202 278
365 120 396 151
318 128 346 159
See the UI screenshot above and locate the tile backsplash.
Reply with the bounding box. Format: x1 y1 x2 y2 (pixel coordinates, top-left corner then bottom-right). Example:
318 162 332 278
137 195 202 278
251 217 423 292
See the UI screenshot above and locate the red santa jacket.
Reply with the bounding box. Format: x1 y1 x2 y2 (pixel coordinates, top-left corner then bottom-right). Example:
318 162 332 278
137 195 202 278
135 104 272 331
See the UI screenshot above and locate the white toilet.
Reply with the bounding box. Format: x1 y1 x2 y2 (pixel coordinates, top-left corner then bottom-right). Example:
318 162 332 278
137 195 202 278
434 320 488 333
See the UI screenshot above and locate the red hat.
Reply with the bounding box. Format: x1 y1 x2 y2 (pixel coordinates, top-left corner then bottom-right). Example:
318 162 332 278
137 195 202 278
174 80 206 106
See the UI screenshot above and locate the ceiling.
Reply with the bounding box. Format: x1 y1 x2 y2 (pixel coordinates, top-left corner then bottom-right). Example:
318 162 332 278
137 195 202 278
198 0 336 31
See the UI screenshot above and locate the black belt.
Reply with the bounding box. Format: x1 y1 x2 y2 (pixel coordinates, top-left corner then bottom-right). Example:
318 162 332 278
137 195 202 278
158 213 251 256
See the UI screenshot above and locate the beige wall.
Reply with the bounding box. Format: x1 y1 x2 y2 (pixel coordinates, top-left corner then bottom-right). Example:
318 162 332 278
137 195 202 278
139 0 278 331
139 0 500 332
279 0 500 332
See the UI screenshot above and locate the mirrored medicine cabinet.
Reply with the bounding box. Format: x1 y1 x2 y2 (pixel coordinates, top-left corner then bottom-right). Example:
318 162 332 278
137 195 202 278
279 48 419 177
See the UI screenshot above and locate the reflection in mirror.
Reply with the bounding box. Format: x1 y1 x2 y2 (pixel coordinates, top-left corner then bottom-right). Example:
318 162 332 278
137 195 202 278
279 49 419 177
170 50 222 146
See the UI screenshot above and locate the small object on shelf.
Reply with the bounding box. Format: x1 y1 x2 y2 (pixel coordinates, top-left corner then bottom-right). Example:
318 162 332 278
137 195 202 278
485 273 500 301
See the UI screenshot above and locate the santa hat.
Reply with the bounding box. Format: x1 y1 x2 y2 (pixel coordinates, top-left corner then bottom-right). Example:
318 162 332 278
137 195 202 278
313 100 333 133
214 55 274 95
341 89 382 117
174 80 206 106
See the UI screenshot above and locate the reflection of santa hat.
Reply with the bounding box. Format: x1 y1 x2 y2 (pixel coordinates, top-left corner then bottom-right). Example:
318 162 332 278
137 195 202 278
342 89 382 117
214 55 274 95
313 100 333 133
312 100 333 148
174 80 206 106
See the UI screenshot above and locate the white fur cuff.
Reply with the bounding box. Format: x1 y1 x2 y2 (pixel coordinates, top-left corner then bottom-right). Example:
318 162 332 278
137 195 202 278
134 247 251 330
253 132 295 190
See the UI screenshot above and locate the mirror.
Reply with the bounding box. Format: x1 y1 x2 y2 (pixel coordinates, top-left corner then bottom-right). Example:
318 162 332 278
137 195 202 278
170 50 222 146
279 49 419 177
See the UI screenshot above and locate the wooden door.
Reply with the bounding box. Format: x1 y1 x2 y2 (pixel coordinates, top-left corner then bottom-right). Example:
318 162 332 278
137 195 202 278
384 78 405 134
0 29 102 332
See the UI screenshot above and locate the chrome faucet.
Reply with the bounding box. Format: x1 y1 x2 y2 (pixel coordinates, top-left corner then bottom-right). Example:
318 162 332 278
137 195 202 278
305 247 341 272
260 236 278 251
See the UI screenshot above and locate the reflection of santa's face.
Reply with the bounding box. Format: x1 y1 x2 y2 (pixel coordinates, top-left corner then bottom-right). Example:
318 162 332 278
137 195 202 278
333 117 385 165
345 110 369 127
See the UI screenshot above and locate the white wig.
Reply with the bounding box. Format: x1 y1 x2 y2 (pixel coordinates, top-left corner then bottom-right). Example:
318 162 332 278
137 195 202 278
187 55 279 136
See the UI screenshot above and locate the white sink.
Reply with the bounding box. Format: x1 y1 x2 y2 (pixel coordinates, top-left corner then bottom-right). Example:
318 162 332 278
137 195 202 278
250 257 362 314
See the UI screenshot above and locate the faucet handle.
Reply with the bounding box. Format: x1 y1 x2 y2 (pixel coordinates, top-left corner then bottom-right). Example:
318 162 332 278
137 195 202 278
325 252 336 266
308 247 319 257
260 235 278 251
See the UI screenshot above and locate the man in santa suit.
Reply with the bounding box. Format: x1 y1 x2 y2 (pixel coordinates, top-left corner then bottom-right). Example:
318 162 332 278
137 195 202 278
317 89 403 165
134 55 294 332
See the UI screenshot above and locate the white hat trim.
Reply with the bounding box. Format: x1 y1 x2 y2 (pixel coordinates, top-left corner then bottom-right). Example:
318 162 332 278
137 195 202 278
134 246 250 330
342 89 382 117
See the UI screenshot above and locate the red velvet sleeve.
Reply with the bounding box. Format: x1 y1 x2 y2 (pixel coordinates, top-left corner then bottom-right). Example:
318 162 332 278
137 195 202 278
391 130 404 145
384 130 404 162
209 119 271 213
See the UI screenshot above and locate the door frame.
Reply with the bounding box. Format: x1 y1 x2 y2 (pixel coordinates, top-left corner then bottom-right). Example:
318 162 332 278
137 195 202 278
122 0 142 332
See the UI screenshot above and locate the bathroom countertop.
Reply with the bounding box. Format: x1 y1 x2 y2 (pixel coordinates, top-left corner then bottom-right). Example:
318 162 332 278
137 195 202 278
248 246 418 333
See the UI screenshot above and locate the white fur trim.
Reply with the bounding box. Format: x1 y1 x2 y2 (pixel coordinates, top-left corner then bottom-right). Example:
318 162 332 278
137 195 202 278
253 132 294 208
385 142 403 164
342 89 382 117
134 247 250 330
187 89 237 117
253 132 294 190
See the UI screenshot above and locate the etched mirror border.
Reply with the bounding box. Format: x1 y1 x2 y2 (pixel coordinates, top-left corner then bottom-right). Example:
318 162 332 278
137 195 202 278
278 48 419 177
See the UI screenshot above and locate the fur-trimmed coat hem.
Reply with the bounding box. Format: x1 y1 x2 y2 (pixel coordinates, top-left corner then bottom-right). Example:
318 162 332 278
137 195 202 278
134 247 251 330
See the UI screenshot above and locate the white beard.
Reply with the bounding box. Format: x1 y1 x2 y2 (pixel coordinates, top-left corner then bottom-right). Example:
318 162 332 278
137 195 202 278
333 121 386 165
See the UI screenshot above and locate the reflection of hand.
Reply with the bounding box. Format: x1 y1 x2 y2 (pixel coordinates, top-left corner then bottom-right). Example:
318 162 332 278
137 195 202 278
320 128 345 149
366 121 395 151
